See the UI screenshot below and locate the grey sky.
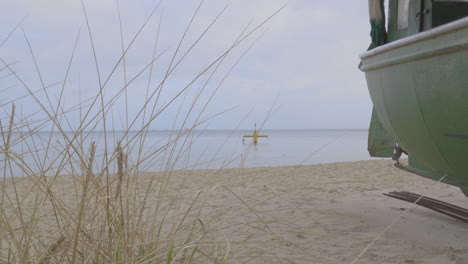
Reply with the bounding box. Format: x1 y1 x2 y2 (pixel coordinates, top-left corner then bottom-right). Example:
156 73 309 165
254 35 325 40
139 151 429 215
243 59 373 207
0 0 372 130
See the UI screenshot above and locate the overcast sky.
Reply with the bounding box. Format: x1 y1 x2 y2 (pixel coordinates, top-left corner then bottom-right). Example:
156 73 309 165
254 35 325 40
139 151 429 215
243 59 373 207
0 0 373 130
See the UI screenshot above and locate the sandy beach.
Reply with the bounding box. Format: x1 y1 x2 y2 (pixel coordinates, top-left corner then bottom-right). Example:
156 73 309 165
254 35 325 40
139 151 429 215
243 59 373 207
4 159 467 263
149 159 468 263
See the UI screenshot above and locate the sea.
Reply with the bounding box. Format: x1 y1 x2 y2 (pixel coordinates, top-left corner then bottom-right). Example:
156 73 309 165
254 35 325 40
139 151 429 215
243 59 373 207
171 129 376 169
4 129 380 176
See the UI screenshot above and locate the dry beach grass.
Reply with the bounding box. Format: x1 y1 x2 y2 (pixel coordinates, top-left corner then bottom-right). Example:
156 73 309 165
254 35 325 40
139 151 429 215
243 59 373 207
0 1 284 262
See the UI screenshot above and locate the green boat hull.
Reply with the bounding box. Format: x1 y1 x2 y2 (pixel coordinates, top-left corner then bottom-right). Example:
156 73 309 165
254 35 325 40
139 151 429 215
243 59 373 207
360 17 468 188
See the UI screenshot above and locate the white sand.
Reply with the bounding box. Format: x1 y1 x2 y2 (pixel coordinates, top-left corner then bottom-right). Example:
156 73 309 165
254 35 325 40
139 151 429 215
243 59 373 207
4 159 468 263
151 159 468 263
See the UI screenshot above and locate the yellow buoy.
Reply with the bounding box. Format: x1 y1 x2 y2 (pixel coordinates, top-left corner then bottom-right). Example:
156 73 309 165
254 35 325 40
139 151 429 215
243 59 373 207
243 123 268 144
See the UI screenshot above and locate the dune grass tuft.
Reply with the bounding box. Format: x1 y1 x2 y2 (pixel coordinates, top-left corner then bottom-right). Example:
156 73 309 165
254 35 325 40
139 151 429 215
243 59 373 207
0 2 303 264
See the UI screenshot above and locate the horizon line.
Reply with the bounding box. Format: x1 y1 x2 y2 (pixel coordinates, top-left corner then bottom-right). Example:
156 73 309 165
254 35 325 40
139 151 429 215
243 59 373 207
31 128 369 133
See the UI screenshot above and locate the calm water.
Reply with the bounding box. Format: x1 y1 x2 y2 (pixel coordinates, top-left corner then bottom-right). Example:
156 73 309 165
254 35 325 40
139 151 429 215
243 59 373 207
5 129 377 176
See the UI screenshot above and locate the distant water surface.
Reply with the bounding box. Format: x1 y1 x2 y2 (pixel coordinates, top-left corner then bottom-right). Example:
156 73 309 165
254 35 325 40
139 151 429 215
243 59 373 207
5 129 380 176
236 129 375 167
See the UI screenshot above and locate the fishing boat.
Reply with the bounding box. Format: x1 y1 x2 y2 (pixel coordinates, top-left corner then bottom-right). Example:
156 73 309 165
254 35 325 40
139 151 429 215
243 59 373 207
360 0 468 196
